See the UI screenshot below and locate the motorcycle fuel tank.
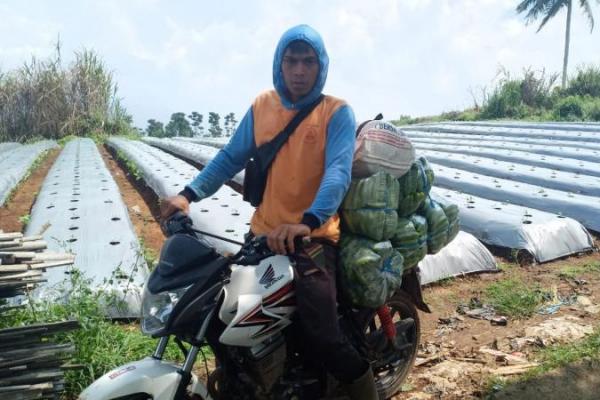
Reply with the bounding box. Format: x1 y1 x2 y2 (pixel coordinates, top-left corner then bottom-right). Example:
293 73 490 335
219 255 296 347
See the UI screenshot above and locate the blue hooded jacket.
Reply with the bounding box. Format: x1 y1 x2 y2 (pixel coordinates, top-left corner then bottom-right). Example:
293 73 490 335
185 24 356 230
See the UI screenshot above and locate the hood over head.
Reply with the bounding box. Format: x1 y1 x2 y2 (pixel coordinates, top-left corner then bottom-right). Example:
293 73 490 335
273 24 329 109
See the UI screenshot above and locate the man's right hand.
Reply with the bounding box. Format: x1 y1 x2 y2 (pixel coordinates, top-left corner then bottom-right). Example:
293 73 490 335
160 195 190 219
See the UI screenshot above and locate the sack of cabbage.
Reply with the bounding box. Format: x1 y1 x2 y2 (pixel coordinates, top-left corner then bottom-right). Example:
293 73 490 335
339 162 459 308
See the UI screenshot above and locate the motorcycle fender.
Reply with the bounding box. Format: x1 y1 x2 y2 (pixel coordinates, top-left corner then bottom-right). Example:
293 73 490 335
401 268 431 313
78 357 205 400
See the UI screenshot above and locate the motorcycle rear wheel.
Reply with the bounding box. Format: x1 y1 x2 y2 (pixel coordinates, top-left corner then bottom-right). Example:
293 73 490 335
365 290 420 400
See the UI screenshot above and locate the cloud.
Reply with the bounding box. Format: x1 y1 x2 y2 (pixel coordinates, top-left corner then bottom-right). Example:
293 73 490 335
1 0 599 126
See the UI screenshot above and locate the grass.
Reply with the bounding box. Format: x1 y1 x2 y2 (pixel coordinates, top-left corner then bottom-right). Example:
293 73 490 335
139 237 159 270
58 134 77 146
434 276 456 286
18 213 31 229
1 268 184 396
558 261 600 280
484 277 547 318
485 328 600 397
533 328 600 374
497 262 517 272
115 148 143 181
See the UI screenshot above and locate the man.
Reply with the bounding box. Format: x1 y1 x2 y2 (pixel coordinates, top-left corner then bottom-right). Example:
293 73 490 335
160 24 377 399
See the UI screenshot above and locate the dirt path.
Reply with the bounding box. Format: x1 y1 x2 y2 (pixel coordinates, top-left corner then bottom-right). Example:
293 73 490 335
0 148 61 233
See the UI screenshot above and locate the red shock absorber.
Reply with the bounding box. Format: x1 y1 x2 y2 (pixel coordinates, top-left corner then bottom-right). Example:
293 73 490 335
377 305 396 340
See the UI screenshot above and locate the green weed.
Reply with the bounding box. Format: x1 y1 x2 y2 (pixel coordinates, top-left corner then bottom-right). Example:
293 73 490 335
1 268 183 396
484 278 546 318
558 262 600 279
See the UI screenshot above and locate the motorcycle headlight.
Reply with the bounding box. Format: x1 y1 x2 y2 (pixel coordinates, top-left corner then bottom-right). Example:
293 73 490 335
141 282 189 336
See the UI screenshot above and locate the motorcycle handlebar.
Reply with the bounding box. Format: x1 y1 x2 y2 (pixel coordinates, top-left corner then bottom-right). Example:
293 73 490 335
251 235 311 254
163 211 312 259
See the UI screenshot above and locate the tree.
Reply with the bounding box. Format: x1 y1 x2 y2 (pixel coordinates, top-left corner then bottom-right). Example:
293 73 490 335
223 114 231 137
146 119 165 137
228 112 238 134
165 112 193 137
516 0 599 89
223 112 238 136
188 111 204 137
208 112 223 137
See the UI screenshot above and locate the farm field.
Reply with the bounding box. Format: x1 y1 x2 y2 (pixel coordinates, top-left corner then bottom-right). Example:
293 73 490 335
2 120 600 398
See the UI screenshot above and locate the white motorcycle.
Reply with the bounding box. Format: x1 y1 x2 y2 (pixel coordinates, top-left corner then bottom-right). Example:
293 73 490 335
79 213 427 400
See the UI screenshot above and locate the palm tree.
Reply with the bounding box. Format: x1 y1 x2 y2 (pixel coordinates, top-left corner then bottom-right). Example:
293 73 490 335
516 0 599 89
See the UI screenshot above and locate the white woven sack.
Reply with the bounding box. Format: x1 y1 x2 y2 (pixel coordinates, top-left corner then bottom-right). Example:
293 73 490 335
352 120 415 178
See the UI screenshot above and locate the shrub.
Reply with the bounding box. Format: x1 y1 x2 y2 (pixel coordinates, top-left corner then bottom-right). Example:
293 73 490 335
583 97 600 121
482 80 526 119
520 68 558 108
553 96 585 120
0 42 133 142
566 65 600 97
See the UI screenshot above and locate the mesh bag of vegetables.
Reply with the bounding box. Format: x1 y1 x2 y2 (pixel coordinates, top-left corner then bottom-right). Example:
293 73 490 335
432 195 461 243
391 215 428 270
419 197 449 254
341 171 399 241
339 234 404 308
397 157 435 217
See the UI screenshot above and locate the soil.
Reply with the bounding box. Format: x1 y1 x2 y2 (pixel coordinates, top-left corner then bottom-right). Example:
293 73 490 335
394 247 600 400
491 358 600 400
0 148 61 233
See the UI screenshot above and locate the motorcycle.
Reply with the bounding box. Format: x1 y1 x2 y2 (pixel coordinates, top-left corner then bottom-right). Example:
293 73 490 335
79 212 429 400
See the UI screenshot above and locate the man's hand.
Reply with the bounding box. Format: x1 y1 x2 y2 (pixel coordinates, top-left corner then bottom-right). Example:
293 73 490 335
160 195 190 219
267 224 311 255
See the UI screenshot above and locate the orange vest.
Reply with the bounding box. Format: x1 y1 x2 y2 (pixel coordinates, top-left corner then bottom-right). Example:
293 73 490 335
250 90 346 242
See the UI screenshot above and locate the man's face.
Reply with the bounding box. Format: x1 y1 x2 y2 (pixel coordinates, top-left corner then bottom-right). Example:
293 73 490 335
281 46 319 102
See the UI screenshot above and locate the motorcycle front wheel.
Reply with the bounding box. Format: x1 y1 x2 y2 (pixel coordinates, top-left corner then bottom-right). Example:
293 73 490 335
364 290 420 400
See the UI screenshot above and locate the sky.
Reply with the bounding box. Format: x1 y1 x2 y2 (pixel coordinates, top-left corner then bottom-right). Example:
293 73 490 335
1 0 599 128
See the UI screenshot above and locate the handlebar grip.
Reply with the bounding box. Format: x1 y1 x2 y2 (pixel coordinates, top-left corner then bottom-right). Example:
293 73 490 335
251 235 311 254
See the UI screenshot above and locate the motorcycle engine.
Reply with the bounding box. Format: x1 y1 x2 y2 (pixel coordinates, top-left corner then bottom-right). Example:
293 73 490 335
244 333 287 392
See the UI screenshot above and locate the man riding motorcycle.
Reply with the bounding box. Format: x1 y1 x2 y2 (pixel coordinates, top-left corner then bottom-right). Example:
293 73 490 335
160 24 377 399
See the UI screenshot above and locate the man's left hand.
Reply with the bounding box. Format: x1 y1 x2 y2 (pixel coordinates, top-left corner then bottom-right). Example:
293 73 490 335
267 224 311 255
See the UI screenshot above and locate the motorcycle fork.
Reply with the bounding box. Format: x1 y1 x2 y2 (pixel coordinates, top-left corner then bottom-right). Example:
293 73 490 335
152 336 200 373
152 336 170 360
173 308 215 400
